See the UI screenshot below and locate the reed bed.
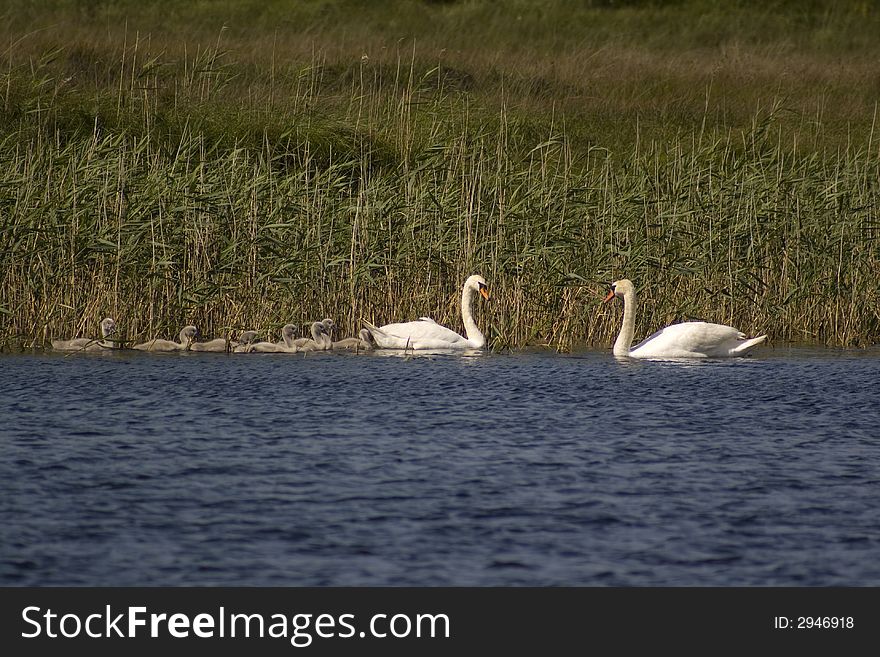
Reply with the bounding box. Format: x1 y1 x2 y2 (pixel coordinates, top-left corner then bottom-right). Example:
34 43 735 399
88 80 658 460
1 1 878 350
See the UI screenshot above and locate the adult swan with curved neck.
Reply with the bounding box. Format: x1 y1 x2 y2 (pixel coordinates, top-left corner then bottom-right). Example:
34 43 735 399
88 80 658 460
604 279 766 359
363 274 490 350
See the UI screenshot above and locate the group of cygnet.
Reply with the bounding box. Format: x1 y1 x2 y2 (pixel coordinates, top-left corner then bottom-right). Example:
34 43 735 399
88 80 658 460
53 275 495 355
51 318 374 354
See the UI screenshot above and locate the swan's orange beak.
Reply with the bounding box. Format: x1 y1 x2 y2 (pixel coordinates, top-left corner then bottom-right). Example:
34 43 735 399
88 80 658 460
603 289 616 304
480 287 490 301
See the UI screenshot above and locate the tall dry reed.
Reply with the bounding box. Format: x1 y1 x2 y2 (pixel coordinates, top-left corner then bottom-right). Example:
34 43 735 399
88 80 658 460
1 1 878 350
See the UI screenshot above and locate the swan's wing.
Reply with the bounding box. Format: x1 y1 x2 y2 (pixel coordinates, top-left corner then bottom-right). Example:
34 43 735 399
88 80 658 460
632 322 745 358
631 322 758 358
132 339 181 351
190 338 230 352
363 320 411 349
364 319 469 349
417 317 438 324
249 342 281 352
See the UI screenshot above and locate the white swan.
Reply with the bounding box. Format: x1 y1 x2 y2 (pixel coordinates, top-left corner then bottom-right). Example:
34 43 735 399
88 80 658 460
132 325 198 351
52 317 118 351
250 324 300 353
363 274 490 350
332 328 374 351
604 279 767 358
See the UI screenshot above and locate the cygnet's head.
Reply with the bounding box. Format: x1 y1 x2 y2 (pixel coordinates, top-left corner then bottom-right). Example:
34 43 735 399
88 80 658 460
603 279 634 304
238 330 258 345
321 318 336 336
281 324 298 340
180 325 199 345
100 317 116 337
359 328 374 344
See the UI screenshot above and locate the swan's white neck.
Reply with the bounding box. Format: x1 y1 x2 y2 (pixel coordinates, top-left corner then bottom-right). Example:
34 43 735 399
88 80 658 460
614 287 636 356
461 283 485 348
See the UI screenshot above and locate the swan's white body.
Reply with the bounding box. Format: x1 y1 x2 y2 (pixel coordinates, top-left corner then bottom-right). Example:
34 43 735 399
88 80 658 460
52 318 118 351
364 275 490 350
133 326 198 352
605 279 766 359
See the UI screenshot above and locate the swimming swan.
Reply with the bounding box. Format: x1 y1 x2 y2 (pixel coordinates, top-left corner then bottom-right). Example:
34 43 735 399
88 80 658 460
363 274 490 350
132 325 198 351
232 330 260 353
603 279 767 358
298 321 332 352
189 337 230 352
190 329 258 352
250 324 300 353
332 328 374 351
51 317 118 351
292 322 321 348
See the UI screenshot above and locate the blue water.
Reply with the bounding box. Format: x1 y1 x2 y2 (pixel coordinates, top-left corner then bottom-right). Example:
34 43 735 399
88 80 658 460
1 347 878 586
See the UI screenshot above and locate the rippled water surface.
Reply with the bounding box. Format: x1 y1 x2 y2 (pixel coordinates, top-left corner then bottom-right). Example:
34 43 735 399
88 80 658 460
1 347 879 586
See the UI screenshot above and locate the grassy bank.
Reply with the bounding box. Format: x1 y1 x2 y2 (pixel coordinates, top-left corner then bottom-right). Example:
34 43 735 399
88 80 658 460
1 0 879 349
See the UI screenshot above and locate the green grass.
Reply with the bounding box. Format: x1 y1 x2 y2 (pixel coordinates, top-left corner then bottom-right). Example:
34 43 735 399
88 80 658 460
1 0 879 349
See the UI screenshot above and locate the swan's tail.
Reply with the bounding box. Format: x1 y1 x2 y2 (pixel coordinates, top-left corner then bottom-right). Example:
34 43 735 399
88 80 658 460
362 320 384 341
731 334 767 355
359 328 376 347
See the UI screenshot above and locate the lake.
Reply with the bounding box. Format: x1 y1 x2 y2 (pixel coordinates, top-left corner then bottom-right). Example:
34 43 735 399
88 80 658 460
1 346 878 586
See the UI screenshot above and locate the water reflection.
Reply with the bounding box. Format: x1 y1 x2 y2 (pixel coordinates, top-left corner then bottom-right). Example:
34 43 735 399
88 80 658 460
370 347 487 359
610 354 760 368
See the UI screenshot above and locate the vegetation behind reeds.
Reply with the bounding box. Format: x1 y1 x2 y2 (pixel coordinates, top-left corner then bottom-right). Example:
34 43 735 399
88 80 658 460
1 0 878 349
